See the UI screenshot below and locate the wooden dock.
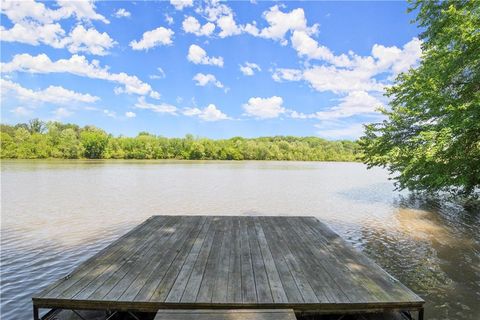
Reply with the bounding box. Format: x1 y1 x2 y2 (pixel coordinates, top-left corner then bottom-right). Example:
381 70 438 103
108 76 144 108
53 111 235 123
33 216 424 319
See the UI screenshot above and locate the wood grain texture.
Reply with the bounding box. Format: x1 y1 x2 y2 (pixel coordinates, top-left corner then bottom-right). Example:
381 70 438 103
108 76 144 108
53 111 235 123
153 309 298 320
33 216 424 314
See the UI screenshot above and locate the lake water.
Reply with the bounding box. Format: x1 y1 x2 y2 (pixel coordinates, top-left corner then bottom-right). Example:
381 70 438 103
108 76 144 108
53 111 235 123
1 160 478 319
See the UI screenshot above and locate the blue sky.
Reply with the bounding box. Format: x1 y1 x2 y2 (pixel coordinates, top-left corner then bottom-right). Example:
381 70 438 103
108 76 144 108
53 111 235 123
0 0 422 140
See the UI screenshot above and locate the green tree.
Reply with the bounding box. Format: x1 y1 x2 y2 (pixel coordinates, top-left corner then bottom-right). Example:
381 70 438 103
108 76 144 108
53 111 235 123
28 118 46 134
58 128 82 159
80 128 109 159
360 0 480 197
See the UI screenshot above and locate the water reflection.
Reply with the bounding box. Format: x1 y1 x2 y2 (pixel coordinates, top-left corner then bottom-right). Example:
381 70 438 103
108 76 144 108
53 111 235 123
1 160 479 319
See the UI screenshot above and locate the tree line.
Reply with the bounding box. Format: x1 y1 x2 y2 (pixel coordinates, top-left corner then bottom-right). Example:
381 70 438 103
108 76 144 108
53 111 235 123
0 119 360 161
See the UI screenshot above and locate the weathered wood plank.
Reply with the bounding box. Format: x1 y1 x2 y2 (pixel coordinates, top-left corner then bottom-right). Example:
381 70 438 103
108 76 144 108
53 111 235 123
262 217 319 304
44 216 168 299
211 217 232 303
180 218 218 303
247 217 273 303
132 216 204 302
150 217 208 302
226 217 242 303
257 217 304 303
154 309 297 320
239 216 257 303
71 216 179 300
253 219 288 303
196 218 226 302
165 218 213 302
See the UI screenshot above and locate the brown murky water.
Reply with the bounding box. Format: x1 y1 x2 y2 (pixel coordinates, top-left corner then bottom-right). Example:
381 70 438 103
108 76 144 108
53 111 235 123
1 160 479 319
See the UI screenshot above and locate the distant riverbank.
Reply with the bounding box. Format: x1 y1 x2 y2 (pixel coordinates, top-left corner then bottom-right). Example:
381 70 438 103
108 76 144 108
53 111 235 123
1 121 360 161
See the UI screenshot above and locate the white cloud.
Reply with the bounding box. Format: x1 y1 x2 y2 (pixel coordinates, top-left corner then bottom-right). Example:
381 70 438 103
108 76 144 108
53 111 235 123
290 30 349 64
182 16 215 36
66 25 116 56
57 0 109 24
1 53 158 97
244 5 317 45
243 96 286 119
289 91 383 120
302 65 385 93
165 14 174 25
0 22 65 47
170 0 193 10
114 8 131 18
0 0 113 55
239 62 261 76
216 14 241 38
1 0 108 24
130 27 174 50
192 73 223 88
1 78 100 105
103 109 116 118
187 44 224 67
183 104 229 121
134 97 177 114
149 67 166 79
125 111 136 118
272 68 303 82
10 106 33 117
273 38 422 94
194 0 242 38
0 21 115 56
52 107 73 118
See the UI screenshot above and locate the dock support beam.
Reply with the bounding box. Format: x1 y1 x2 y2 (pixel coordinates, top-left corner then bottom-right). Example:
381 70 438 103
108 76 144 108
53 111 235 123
33 306 39 320
418 308 424 320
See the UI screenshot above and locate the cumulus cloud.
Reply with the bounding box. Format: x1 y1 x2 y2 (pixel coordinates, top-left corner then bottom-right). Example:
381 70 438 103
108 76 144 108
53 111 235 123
1 23 116 56
0 0 114 55
56 0 109 24
114 8 131 18
1 78 100 105
239 62 261 76
183 104 230 121
273 38 422 94
0 22 66 48
130 27 174 50
1 0 109 25
134 97 177 114
125 111 136 118
192 73 224 88
66 25 116 56
243 96 286 119
170 0 193 10
249 5 317 44
187 44 224 67
194 0 242 38
1 53 159 98
182 16 215 36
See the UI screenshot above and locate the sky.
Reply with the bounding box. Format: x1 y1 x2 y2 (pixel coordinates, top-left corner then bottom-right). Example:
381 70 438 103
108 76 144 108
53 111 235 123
0 0 423 140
